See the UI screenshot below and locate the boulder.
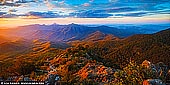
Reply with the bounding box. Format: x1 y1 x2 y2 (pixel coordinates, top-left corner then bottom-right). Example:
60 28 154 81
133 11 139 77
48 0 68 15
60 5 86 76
143 79 165 85
142 60 151 68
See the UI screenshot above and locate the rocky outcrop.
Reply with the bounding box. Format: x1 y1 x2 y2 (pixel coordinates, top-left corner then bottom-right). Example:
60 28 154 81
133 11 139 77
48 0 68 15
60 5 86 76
142 60 169 85
77 63 115 83
142 60 151 68
143 79 165 85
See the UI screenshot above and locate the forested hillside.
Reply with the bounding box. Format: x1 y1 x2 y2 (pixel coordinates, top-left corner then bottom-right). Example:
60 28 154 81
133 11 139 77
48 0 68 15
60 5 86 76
0 28 170 85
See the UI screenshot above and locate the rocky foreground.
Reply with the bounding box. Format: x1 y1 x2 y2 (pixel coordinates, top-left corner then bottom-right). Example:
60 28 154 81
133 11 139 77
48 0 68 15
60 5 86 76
1 58 169 85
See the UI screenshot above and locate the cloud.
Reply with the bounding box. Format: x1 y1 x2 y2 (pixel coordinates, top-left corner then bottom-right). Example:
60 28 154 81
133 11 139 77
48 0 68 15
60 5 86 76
19 15 40 19
67 7 138 18
27 11 66 18
0 14 18 18
115 12 148 17
58 1 65 5
0 12 20 18
0 2 21 7
0 12 6 15
26 10 113 18
15 0 36 3
69 10 113 18
0 0 36 6
0 12 6 18
82 3 90 7
113 10 170 17
8 9 17 13
44 0 56 10
107 7 137 13
0 0 169 19
76 7 138 14
22 8 170 18
115 0 170 3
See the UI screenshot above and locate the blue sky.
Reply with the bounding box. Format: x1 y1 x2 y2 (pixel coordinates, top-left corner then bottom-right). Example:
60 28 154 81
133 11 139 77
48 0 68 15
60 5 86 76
0 0 170 26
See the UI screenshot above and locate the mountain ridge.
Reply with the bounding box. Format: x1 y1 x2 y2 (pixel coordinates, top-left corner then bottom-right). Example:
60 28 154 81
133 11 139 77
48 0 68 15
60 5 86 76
84 28 170 67
0 24 144 42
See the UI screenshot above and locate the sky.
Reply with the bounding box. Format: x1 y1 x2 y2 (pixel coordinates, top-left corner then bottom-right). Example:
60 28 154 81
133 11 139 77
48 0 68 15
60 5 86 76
0 0 170 27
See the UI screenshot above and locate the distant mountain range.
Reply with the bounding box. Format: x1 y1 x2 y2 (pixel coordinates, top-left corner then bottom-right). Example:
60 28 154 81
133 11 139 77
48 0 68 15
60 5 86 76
83 31 119 42
1 23 169 42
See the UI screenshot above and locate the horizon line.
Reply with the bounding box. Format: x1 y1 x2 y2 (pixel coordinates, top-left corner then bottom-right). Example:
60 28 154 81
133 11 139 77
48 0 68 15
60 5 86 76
1 23 170 29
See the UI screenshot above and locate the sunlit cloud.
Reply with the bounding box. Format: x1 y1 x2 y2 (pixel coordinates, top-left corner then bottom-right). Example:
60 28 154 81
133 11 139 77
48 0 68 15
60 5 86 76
44 0 56 10
0 0 169 26
82 3 90 7
19 15 40 19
